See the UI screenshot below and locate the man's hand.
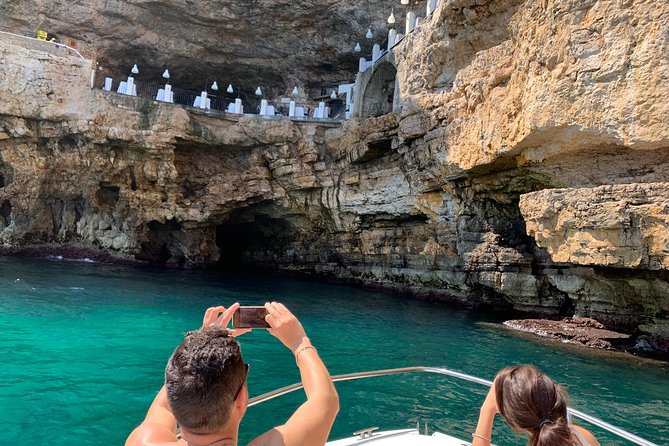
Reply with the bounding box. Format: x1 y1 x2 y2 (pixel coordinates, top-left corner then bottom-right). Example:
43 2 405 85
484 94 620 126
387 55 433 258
202 303 251 338
251 302 338 446
264 302 307 352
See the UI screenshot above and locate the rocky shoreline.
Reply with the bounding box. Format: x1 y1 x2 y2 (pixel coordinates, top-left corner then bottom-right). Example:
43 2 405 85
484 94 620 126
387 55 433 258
0 244 144 266
504 317 669 360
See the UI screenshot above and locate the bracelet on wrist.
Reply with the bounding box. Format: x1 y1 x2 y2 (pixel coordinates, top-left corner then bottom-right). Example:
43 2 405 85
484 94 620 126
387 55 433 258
294 345 316 366
472 432 491 442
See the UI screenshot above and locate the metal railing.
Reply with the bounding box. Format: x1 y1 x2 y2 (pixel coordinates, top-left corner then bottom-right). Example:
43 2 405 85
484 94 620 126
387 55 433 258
96 74 236 112
97 74 346 123
248 366 657 446
0 30 85 59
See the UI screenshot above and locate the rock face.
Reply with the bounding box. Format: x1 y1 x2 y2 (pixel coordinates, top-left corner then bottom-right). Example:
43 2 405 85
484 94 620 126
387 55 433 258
0 0 426 97
1 0 669 343
520 184 669 270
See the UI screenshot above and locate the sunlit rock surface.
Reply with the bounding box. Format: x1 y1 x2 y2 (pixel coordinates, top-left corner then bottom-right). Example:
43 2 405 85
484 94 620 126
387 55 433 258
520 184 669 270
1 0 669 343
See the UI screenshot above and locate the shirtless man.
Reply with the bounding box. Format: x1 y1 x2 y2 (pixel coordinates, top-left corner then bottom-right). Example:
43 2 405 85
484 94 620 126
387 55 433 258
126 302 339 446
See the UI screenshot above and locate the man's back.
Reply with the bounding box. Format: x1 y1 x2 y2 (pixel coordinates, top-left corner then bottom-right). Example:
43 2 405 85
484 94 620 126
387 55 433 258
126 303 338 446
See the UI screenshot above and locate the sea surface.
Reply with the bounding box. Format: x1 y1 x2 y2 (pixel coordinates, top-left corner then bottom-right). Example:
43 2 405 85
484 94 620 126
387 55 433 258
0 256 667 445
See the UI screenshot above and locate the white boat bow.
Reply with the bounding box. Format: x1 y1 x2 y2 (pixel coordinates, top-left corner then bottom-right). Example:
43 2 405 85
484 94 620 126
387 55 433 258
248 366 657 446
326 428 470 446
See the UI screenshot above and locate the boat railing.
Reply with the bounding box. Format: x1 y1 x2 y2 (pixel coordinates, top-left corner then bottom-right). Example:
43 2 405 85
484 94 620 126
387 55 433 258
248 366 657 446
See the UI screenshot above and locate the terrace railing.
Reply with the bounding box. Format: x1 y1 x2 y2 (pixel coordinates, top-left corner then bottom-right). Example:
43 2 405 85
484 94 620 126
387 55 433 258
97 74 238 113
96 74 345 124
0 30 85 59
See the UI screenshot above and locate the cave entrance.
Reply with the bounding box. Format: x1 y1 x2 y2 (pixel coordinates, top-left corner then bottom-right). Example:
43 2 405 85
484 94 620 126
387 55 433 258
360 62 399 118
96 182 120 208
0 162 14 188
215 214 295 270
0 200 11 228
137 219 183 266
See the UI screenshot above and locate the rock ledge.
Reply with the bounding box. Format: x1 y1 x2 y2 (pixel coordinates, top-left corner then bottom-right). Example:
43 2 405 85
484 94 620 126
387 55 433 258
504 317 631 350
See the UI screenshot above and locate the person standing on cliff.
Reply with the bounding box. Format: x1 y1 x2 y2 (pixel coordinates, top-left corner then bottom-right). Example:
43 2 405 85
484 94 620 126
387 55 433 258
125 302 339 446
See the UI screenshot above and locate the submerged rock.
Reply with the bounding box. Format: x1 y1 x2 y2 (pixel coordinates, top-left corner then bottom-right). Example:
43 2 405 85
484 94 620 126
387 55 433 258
505 316 669 359
504 317 631 351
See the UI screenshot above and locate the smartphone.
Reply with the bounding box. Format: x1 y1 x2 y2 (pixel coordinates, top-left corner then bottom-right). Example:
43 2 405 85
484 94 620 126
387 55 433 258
233 306 270 329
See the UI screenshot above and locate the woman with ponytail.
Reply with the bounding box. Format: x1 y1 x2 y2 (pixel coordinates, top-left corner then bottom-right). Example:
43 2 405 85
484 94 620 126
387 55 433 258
472 365 599 446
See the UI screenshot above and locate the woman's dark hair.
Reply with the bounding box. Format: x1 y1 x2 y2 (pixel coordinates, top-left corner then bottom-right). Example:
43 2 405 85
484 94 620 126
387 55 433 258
494 365 579 446
165 326 246 433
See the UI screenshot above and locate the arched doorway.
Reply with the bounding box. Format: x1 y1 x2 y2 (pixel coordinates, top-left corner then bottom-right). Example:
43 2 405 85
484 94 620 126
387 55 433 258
360 62 398 118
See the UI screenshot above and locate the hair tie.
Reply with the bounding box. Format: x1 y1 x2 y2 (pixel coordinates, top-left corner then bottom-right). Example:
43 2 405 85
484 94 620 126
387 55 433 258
539 419 553 428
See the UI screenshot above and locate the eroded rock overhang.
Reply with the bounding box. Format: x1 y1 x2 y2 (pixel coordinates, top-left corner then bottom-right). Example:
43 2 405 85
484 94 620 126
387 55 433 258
1 0 668 340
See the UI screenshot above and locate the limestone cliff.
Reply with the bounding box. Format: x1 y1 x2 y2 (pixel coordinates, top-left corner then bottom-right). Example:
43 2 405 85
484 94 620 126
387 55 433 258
0 0 425 96
1 0 668 344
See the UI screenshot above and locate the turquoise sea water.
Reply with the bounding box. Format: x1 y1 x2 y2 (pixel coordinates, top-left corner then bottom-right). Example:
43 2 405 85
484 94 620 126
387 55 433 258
0 256 667 445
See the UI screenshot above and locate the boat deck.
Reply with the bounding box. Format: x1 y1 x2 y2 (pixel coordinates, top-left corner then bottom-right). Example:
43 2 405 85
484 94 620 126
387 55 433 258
326 429 470 446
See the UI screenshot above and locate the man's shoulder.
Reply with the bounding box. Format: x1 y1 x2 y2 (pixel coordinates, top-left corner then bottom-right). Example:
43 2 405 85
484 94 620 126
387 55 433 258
247 427 284 446
125 422 184 446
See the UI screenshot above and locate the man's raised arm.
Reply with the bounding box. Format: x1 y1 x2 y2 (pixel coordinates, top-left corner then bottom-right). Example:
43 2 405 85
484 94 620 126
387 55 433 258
125 385 180 446
250 302 339 446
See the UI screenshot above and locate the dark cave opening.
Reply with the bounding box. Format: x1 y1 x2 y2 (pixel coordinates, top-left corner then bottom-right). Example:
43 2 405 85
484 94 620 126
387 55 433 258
96 182 120 208
0 164 14 188
0 200 11 227
137 219 183 266
215 215 294 270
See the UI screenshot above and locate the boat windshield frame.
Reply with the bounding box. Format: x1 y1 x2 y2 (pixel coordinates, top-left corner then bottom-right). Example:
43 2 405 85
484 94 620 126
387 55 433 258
247 365 657 446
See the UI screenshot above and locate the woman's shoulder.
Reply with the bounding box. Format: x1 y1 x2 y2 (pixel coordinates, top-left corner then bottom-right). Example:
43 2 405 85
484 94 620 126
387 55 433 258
569 423 601 446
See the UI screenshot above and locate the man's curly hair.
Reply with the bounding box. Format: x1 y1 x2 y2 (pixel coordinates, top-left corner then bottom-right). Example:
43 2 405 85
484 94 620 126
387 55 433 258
165 326 246 432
